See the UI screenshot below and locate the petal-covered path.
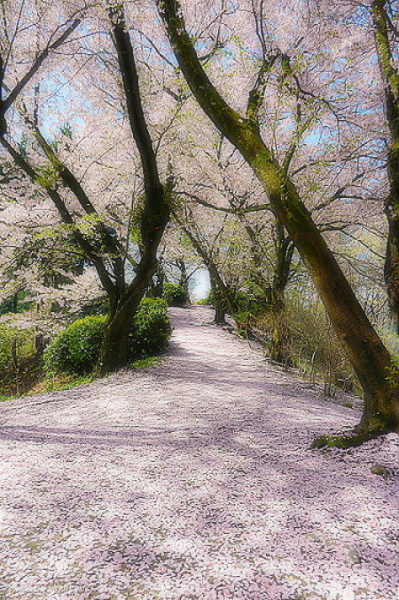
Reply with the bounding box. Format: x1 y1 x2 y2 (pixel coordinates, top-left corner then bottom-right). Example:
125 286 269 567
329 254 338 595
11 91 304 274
0 306 398 600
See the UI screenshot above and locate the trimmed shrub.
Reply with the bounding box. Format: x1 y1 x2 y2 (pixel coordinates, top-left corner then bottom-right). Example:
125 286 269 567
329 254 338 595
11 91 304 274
44 298 171 374
44 315 106 374
162 282 189 306
129 298 171 358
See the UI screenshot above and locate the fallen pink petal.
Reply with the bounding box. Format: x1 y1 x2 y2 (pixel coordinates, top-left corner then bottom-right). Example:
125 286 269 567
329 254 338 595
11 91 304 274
0 307 398 599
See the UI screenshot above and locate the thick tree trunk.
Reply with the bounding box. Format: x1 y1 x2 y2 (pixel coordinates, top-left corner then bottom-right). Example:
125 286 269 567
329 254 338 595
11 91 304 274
98 257 159 374
98 293 144 375
98 304 133 374
265 293 290 364
372 0 399 332
209 271 228 325
96 4 170 375
157 0 399 436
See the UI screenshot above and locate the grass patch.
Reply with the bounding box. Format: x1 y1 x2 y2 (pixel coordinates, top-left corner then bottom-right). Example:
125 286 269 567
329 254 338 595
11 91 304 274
1 352 164 400
0 395 14 402
131 355 163 369
28 372 95 395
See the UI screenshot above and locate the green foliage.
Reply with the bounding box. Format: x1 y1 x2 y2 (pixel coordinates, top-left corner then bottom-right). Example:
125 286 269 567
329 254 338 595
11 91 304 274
44 315 106 375
251 294 355 393
199 290 214 305
0 325 35 372
34 162 60 188
129 298 171 358
44 298 171 375
0 292 33 316
131 356 163 369
234 311 253 336
196 296 212 305
386 355 399 387
234 282 267 314
43 373 95 393
162 282 189 306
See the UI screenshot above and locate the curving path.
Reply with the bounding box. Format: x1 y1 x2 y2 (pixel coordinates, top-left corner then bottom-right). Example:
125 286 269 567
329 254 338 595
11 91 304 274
0 306 398 600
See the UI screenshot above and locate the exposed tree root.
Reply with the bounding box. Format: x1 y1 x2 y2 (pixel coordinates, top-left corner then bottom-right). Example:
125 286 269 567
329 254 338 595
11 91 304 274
310 427 392 450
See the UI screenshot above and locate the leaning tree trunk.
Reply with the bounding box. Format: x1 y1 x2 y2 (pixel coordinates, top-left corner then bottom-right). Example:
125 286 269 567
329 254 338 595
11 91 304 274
157 0 399 438
372 0 399 333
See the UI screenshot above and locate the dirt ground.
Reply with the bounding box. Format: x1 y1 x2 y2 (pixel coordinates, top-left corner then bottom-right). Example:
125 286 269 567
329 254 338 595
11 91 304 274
0 306 398 600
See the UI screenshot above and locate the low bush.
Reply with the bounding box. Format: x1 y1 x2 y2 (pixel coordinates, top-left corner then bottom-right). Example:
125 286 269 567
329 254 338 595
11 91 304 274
253 297 356 393
162 282 189 306
44 315 106 375
44 298 171 374
0 325 38 396
0 325 35 373
129 297 171 358
234 282 267 314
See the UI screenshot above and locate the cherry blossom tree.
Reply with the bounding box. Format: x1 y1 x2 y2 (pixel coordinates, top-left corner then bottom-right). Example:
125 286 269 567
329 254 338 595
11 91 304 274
156 0 399 443
0 1 171 374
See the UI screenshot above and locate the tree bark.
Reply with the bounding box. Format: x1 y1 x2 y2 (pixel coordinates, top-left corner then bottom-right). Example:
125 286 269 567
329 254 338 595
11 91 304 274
372 0 399 333
97 4 170 374
157 0 399 436
98 274 151 373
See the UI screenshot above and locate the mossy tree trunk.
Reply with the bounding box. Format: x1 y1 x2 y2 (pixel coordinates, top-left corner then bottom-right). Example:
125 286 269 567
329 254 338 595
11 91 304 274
157 0 399 437
372 0 399 333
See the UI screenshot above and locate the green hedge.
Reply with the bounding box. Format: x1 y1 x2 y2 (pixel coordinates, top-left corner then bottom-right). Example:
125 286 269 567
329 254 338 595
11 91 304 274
44 298 171 374
162 282 189 306
128 298 171 358
44 315 105 375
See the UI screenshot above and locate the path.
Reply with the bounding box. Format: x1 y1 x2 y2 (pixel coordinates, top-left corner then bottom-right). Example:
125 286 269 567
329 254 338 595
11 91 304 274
0 306 398 600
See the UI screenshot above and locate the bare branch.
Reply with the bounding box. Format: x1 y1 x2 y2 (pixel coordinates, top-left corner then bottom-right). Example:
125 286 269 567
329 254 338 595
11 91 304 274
4 16 83 111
